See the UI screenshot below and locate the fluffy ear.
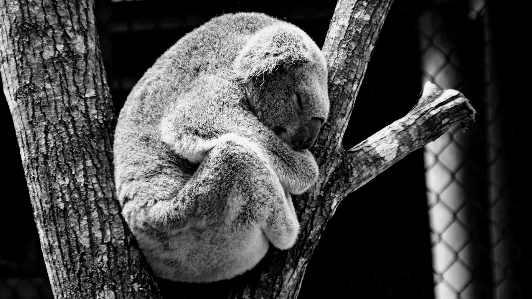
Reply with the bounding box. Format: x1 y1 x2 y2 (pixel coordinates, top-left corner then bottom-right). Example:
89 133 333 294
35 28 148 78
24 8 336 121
234 24 312 81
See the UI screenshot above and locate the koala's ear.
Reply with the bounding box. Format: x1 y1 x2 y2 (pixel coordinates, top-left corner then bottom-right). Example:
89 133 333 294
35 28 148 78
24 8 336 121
234 25 312 81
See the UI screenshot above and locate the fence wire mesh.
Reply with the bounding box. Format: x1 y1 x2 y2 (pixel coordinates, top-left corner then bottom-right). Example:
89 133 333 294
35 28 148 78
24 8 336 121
421 0 531 298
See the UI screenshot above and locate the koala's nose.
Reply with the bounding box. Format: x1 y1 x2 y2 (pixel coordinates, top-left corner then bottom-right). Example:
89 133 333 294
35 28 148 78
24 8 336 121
294 117 323 150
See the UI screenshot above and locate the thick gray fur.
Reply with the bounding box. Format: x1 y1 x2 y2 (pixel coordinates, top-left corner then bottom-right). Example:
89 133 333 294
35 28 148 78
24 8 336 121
114 12 329 282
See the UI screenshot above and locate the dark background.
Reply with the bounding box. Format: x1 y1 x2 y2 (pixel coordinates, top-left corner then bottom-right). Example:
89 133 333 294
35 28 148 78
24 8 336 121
1 0 529 298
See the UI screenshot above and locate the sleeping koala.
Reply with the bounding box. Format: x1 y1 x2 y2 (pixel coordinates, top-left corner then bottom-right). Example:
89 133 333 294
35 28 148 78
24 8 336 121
113 12 329 282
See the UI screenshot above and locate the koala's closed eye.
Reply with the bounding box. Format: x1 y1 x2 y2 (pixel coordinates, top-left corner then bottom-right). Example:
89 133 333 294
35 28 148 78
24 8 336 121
292 93 303 111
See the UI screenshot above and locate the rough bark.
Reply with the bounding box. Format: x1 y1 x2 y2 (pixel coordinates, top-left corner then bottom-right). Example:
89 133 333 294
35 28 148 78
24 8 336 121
0 0 161 298
0 0 477 299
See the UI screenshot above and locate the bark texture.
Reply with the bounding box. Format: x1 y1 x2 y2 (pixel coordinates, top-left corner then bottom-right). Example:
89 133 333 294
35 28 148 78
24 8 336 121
0 0 161 298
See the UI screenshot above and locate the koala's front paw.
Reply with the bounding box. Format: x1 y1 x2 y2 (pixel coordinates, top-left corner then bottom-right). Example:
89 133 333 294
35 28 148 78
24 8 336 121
210 133 248 148
180 133 256 164
277 149 319 195
210 133 266 158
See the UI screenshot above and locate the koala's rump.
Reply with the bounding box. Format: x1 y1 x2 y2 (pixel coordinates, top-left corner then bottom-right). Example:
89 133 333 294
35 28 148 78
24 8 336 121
136 199 270 283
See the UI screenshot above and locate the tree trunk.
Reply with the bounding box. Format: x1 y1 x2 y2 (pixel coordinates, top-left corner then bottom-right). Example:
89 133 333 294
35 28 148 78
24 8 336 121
0 0 161 298
0 0 476 299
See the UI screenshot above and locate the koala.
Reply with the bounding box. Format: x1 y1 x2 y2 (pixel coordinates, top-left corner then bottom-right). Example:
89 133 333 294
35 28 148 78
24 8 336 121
113 12 329 283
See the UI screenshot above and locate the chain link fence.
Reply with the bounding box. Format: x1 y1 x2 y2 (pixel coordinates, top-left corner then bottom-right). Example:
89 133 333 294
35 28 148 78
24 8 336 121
2 1 530 298
421 0 531 298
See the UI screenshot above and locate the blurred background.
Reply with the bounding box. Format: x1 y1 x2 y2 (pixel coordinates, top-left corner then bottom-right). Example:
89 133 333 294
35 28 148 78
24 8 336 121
1 0 529 298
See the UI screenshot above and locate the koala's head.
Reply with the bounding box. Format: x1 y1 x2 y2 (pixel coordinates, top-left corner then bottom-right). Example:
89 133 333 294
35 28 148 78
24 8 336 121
234 23 329 151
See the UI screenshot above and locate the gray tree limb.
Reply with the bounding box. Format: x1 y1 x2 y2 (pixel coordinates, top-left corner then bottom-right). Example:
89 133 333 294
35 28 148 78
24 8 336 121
333 82 476 200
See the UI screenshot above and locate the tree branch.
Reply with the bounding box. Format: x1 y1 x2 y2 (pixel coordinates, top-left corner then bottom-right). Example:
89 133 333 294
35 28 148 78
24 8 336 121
332 81 477 198
316 0 394 164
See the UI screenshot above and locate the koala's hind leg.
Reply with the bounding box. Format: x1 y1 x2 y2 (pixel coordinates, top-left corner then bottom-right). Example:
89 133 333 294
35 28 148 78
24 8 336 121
142 134 299 247
204 135 300 250
122 134 300 280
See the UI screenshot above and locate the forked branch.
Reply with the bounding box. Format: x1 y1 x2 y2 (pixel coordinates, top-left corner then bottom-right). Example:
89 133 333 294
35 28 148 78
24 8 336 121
325 81 477 205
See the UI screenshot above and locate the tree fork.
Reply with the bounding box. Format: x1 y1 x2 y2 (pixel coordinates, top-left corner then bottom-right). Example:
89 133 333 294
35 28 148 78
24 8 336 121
0 0 477 298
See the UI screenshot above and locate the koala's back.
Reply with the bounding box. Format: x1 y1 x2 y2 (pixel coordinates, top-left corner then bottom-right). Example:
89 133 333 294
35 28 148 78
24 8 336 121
118 13 278 129
114 13 280 199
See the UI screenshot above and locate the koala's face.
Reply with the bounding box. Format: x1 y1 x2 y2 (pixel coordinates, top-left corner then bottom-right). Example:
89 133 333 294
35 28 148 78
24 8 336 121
234 23 330 150
248 61 329 150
